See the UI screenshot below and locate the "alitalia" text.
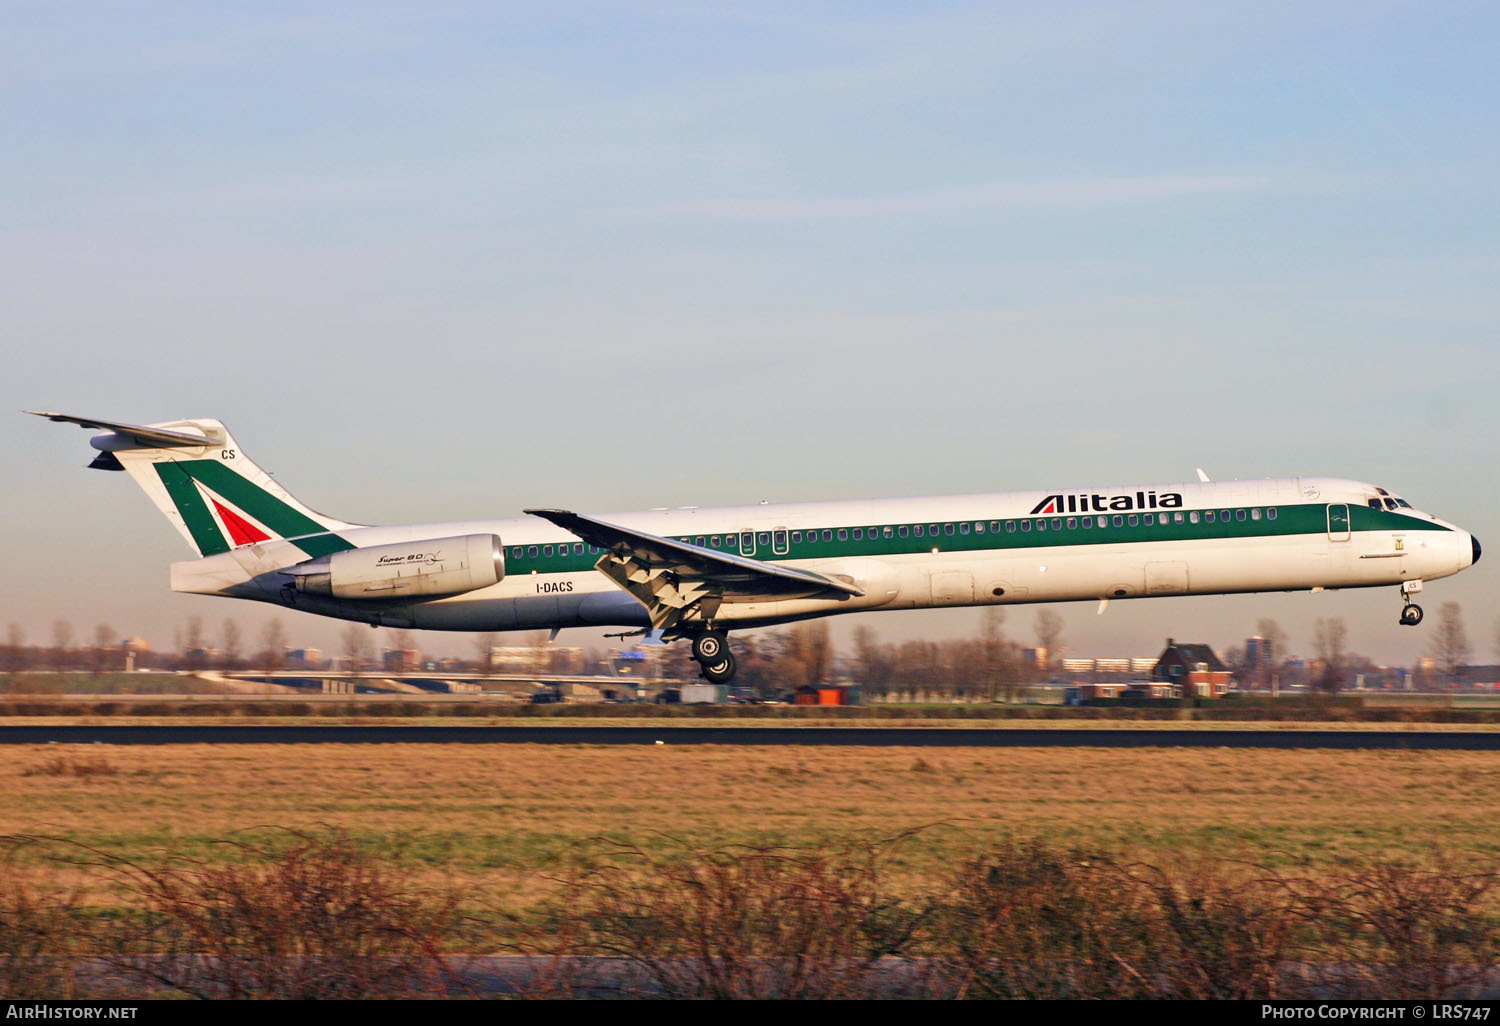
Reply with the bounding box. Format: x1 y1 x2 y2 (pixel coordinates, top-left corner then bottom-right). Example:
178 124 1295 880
1029 492 1184 516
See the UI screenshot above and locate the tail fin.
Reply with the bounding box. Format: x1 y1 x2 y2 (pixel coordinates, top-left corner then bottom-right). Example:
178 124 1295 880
28 412 360 558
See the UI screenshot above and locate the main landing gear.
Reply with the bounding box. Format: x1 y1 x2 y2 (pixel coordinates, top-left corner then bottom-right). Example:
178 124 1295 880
691 630 737 684
1399 580 1424 627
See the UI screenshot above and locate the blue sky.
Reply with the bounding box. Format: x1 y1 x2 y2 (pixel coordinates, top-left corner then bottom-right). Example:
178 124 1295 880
4 1 1497 665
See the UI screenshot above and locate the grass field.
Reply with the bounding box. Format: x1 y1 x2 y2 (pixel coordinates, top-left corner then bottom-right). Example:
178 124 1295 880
4 740 1499 998
4 741 1498 905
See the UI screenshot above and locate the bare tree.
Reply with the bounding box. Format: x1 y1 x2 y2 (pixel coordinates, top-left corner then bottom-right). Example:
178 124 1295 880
1428 602 1471 692
183 617 205 671
259 619 286 674
341 624 373 673
1034 609 1064 675
51 619 73 674
221 619 242 671
1312 617 1349 694
852 625 893 700
91 623 115 677
980 608 1023 703
474 632 498 676
4 623 25 677
781 621 832 686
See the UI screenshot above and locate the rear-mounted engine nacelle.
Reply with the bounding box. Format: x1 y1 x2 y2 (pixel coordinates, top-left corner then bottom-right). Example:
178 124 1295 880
287 534 504 600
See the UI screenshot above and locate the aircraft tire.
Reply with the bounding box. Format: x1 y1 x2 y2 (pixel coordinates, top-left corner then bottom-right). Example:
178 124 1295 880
701 651 737 684
692 632 728 664
1401 604 1424 627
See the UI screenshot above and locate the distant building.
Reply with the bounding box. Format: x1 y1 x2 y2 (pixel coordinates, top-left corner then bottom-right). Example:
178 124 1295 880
382 647 421 673
1153 638 1233 698
1245 635 1274 679
1059 655 1161 683
1019 647 1047 674
285 648 323 669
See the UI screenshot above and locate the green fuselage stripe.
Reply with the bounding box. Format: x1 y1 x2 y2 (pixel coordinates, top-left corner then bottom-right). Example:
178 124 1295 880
504 503 1447 576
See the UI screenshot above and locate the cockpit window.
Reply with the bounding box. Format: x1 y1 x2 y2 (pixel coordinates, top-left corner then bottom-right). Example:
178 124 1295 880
1368 499 1383 509
1384 498 1399 510
1396 498 1412 508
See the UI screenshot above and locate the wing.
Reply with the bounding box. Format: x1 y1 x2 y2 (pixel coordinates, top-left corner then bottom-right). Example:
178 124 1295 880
525 508 863 633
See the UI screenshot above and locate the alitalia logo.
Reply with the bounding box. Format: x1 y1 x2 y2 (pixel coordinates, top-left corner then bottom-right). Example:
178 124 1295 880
1030 491 1184 515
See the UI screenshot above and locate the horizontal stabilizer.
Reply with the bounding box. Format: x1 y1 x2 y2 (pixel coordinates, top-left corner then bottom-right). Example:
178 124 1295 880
26 411 222 449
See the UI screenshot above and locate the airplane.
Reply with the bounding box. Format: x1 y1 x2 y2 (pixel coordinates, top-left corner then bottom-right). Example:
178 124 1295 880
30 411 1481 684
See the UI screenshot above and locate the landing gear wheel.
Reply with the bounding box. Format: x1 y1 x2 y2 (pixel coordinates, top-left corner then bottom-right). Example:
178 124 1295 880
692 632 728 664
701 651 737 684
1400 604 1424 627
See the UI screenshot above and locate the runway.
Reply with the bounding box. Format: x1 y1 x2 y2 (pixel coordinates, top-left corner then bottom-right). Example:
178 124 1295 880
3 725 1499 749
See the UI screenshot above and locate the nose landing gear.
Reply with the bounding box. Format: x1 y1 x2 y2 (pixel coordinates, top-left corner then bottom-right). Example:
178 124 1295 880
690 630 737 684
1399 580 1424 627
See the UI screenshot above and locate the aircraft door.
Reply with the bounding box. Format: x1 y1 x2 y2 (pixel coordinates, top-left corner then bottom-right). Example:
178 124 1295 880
1327 504 1351 542
739 530 756 556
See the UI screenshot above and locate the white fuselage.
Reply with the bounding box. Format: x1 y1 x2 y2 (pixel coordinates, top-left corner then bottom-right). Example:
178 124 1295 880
171 475 1478 635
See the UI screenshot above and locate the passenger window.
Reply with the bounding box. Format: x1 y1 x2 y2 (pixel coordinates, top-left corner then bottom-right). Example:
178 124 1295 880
974 522 984 533
1006 521 1016 533
1250 509 1261 520
1128 515 1138 527
1221 510 1230 521
791 532 801 543
898 525 909 538
990 520 1001 532
758 532 770 545
883 526 893 538
1036 519 1047 532
1020 520 1032 532
1174 513 1184 524
543 545 553 557
1066 517 1077 530
914 525 924 537
959 523 971 535
944 523 955 536
1081 517 1091 529
1050 518 1061 530
512 547 523 558
853 528 864 540
1189 511 1199 524
1112 516 1123 528
838 529 848 541
1267 508 1278 520
822 530 832 541
929 524 940 535
1206 511 1216 523
711 536 721 547
528 546 538 557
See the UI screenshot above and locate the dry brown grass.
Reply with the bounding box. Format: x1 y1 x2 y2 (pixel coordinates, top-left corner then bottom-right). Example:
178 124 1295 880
2 743 1498 916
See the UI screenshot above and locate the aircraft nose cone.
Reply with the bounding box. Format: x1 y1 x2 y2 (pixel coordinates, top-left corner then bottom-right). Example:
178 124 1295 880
1473 535 1482 566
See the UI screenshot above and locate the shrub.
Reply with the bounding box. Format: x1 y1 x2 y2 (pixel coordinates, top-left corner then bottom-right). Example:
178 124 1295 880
97 833 462 999
554 838 932 999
